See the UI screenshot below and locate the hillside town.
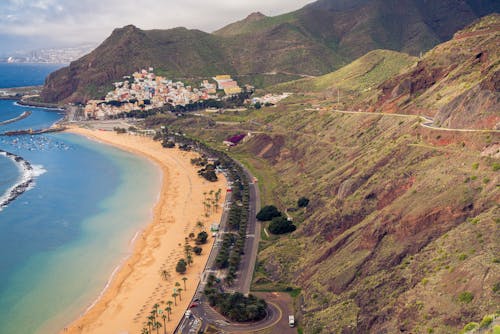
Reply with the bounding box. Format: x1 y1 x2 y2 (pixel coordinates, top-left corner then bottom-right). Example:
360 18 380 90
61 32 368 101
82 68 293 119
84 69 244 119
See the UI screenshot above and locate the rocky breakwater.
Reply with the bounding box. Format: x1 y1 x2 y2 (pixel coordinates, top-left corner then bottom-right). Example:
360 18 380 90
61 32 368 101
0 111 32 126
0 150 36 211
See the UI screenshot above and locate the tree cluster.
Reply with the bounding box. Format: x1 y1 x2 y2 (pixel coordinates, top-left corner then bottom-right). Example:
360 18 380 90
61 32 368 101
257 205 296 235
198 164 218 182
256 205 281 221
268 216 296 234
195 231 208 245
175 259 187 274
204 276 267 322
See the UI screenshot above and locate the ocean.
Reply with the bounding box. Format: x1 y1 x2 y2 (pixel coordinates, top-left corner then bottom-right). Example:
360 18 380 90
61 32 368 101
0 63 63 89
0 64 162 334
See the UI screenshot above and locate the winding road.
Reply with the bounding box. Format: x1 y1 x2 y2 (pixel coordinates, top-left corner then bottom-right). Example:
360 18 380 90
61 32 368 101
333 109 500 133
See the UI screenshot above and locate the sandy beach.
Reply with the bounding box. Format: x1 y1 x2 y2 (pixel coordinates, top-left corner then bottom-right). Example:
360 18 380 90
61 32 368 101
61 126 226 334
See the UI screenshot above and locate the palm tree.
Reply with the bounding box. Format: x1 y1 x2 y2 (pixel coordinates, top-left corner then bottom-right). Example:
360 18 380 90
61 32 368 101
182 277 188 290
147 318 154 333
178 287 183 301
165 306 172 321
175 281 181 291
141 327 149 334
184 244 192 258
172 292 178 306
160 269 170 281
162 314 167 334
196 220 205 231
187 254 193 267
153 321 162 334
166 300 173 309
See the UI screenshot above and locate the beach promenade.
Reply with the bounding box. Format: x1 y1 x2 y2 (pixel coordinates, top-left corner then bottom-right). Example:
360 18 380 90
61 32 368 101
61 127 226 334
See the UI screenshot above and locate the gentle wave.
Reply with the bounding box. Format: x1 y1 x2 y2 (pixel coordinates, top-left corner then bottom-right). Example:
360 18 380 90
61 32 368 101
0 150 46 211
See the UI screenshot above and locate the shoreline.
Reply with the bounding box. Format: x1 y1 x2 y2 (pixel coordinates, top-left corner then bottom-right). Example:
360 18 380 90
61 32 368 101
58 126 226 334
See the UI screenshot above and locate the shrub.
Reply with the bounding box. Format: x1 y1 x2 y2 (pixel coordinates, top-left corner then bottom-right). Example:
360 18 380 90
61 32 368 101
493 162 500 172
193 246 203 255
199 165 218 182
463 322 479 332
268 216 296 235
458 291 474 304
479 315 493 328
176 259 187 274
162 140 175 148
256 205 281 221
297 197 310 208
196 231 208 245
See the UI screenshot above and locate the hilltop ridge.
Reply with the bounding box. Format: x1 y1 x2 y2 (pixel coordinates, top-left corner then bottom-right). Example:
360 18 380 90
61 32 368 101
41 0 499 103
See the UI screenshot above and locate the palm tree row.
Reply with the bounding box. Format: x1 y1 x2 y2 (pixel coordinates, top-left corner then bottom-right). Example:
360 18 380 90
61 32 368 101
141 299 175 334
202 188 222 216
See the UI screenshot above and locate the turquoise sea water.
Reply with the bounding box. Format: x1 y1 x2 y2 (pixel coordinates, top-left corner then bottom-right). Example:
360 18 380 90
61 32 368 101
0 64 162 334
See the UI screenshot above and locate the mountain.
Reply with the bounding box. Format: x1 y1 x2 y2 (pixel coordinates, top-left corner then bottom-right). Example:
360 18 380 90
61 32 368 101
41 0 499 103
155 16 500 333
215 0 499 59
375 14 500 130
269 14 500 130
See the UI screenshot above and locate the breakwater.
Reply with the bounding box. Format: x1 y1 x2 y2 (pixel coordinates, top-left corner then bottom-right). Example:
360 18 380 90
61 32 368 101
0 150 35 211
0 111 32 125
1 126 67 136
17 99 61 109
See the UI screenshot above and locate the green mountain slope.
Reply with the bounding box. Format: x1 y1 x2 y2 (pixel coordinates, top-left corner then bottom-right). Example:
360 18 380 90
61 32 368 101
41 0 499 103
215 0 500 59
269 49 417 100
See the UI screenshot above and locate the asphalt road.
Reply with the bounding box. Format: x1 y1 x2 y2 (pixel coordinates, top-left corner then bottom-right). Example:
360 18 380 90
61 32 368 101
176 163 275 334
231 164 261 295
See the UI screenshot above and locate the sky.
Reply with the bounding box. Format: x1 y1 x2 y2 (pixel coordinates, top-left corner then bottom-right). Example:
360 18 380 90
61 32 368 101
0 0 314 54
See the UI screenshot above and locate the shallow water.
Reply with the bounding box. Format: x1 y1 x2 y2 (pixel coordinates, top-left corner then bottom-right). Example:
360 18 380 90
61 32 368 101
0 65 162 334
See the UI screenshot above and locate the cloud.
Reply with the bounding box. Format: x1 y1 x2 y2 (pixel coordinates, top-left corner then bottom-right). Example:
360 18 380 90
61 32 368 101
0 0 314 47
